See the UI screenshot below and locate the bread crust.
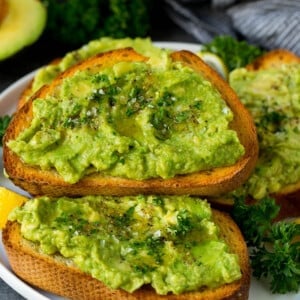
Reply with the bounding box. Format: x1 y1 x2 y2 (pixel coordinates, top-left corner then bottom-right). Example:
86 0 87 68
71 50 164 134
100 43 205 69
246 49 300 71
2 209 250 300
3 48 258 197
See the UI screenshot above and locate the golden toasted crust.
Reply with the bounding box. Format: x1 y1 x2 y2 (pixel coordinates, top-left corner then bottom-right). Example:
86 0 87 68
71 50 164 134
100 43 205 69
3 48 258 197
246 49 300 70
2 209 250 300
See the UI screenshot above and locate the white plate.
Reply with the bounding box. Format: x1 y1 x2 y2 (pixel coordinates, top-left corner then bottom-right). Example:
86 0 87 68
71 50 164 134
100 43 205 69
0 42 299 300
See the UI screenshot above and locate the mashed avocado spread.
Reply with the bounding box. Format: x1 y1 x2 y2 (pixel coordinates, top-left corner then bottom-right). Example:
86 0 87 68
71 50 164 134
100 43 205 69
230 63 300 199
8 53 244 183
9 195 241 294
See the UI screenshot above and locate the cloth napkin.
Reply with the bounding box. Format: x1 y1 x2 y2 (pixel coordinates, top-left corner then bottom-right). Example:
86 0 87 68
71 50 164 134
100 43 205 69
164 0 300 55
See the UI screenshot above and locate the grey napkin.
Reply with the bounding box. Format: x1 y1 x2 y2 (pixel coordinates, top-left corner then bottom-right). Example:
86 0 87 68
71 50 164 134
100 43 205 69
164 0 300 55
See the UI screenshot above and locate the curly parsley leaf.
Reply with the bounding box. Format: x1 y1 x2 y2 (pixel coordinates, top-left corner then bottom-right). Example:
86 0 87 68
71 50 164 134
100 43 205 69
202 35 264 71
232 196 300 294
232 196 279 247
251 222 300 294
0 115 11 146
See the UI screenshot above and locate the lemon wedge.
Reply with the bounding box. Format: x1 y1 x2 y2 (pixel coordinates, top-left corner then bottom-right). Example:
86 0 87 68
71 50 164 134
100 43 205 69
197 51 229 80
0 187 27 229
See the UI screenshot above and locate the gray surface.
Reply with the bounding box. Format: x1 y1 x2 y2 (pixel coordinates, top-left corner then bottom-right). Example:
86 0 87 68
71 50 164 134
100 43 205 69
0 9 196 300
0 283 26 300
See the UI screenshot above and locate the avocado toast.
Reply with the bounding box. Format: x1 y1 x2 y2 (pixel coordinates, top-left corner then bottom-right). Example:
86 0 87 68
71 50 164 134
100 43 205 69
214 49 300 219
3 48 258 197
3 194 250 300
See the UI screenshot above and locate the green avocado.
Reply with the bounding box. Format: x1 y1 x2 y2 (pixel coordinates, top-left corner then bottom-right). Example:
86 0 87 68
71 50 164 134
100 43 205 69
0 0 46 61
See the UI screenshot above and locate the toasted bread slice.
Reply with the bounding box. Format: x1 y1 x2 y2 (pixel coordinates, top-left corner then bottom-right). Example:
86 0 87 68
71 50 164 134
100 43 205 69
211 49 300 219
3 48 258 197
2 209 250 300
248 49 300 219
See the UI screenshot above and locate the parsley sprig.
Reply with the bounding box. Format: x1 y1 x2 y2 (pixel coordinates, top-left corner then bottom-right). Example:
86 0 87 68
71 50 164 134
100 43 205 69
202 35 264 71
232 196 300 294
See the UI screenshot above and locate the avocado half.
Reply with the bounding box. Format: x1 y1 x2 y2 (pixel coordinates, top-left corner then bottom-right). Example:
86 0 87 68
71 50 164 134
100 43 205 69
0 0 46 61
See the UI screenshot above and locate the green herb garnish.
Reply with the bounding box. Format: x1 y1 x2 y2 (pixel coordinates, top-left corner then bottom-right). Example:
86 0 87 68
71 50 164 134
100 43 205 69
232 196 300 294
42 0 152 46
202 36 264 71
